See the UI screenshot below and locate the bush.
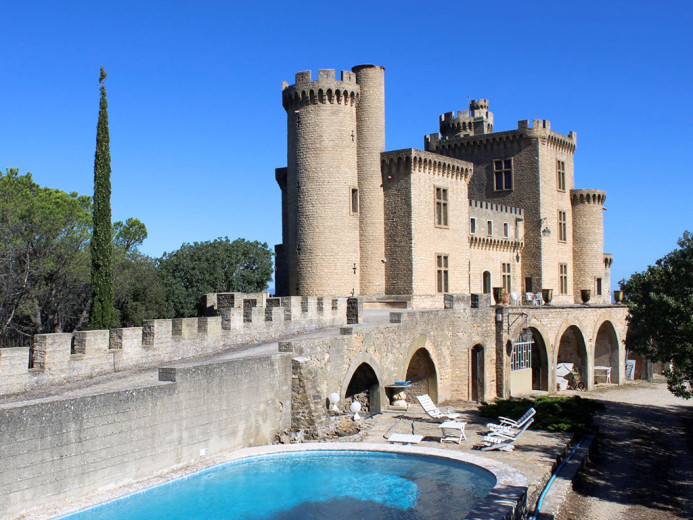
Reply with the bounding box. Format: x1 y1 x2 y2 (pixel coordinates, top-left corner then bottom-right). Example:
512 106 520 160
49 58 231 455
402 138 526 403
479 395 604 435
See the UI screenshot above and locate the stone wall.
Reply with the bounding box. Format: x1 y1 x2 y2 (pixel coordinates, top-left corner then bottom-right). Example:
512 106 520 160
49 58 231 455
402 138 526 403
0 352 292 519
0 295 347 396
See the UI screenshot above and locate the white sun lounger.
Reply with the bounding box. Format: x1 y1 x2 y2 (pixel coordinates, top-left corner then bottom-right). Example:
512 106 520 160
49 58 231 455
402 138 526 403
387 433 424 445
481 418 534 451
416 394 462 422
486 407 536 435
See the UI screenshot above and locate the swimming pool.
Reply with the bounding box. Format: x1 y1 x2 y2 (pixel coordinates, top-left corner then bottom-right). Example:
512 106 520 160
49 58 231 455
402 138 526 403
56 443 527 520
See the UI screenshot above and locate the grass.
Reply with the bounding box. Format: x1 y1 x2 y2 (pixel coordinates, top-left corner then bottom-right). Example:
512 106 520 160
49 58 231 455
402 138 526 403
479 395 604 435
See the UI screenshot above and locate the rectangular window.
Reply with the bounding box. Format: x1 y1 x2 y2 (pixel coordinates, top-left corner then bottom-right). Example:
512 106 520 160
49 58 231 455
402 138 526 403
351 188 359 214
557 160 566 191
596 278 602 295
487 220 493 236
560 263 568 294
470 217 476 234
494 159 513 191
435 187 448 227
558 210 567 242
436 255 449 293
503 222 509 238
502 262 511 292
512 340 533 371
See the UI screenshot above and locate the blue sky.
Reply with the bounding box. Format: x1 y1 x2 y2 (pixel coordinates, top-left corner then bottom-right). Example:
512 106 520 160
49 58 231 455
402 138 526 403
2 0 692 288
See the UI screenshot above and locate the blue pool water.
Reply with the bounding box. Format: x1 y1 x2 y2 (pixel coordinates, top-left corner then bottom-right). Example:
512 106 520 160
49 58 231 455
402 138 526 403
60 451 496 520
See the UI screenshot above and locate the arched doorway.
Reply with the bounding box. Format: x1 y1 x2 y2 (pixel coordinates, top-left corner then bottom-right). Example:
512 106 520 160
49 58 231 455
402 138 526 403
529 328 549 391
557 326 588 390
406 348 438 403
483 271 491 294
471 344 484 402
345 363 381 413
594 321 619 384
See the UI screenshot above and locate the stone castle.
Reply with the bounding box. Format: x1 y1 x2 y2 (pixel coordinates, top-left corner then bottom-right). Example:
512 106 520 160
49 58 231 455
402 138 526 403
274 65 611 308
0 64 630 520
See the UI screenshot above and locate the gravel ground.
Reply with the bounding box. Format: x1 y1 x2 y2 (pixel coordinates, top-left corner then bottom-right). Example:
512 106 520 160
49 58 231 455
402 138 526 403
556 378 693 520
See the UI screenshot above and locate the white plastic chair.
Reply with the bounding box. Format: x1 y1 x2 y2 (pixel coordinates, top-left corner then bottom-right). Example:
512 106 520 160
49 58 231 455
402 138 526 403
416 394 462 422
533 292 544 305
486 407 536 435
481 418 534 451
510 291 521 306
525 292 534 305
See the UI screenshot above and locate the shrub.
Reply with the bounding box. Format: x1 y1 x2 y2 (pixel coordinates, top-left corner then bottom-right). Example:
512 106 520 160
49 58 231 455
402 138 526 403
479 395 604 435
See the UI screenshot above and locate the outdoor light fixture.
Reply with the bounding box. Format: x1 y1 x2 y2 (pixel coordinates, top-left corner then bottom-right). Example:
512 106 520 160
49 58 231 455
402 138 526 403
350 401 362 421
328 392 340 412
541 226 551 238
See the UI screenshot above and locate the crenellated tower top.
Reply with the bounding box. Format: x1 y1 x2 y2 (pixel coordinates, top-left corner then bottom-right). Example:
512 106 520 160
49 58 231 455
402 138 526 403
282 69 360 111
439 98 494 139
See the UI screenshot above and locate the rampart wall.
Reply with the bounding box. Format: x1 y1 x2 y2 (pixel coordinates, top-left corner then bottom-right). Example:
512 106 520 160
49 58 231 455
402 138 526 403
0 352 292 519
0 294 347 396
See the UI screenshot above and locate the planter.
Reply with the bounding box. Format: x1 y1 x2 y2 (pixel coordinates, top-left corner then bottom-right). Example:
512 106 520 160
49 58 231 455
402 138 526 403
580 289 591 304
541 288 553 305
613 290 623 303
492 287 504 304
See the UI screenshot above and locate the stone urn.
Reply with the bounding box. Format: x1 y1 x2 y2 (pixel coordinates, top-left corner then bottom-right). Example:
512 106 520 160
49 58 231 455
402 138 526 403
492 287 504 304
613 290 623 303
541 288 553 305
581 289 591 304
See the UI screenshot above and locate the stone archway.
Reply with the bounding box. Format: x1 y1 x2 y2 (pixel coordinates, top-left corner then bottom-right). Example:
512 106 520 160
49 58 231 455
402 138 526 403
557 325 588 390
471 344 484 402
345 363 381 413
594 321 619 384
406 348 438 403
529 327 549 391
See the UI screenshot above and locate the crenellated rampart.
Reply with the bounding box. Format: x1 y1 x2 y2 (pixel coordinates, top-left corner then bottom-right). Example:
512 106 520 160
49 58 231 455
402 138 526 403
0 293 347 396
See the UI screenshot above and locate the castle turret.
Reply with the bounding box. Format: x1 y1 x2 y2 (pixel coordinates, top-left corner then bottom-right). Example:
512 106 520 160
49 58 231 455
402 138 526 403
353 64 386 295
571 189 606 303
282 69 360 296
438 99 494 140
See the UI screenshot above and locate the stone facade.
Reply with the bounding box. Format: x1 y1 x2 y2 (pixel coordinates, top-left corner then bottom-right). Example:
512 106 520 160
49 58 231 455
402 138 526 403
276 66 612 306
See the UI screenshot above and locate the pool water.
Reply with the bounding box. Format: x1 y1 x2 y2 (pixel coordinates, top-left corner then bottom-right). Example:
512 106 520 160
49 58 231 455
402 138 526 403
59 451 496 520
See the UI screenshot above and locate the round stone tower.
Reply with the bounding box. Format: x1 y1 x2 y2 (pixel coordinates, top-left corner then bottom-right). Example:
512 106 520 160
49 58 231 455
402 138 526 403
352 64 386 295
282 69 360 296
571 189 606 303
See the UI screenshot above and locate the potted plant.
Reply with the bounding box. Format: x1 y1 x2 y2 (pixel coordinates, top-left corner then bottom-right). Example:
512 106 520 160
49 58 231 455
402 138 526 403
541 288 553 305
580 289 591 304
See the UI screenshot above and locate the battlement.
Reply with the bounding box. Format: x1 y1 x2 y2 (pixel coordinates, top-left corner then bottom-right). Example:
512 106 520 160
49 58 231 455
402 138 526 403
438 99 494 138
381 148 472 182
282 69 360 111
469 199 524 244
0 294 348 397
571 189 606 206
469 199 524 216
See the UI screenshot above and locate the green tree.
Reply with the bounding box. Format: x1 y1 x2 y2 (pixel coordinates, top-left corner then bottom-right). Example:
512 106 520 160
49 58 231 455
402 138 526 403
89 66 115 329
112 219 167 327
158 237 273 318
0 169 92 337
620 231 693 398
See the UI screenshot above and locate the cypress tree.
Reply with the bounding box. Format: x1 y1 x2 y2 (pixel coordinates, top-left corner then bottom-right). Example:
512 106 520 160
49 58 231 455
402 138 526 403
89 66 115 329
